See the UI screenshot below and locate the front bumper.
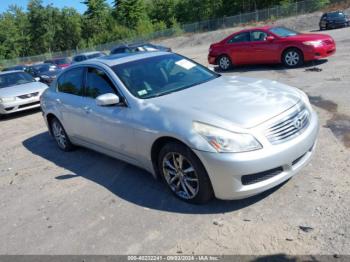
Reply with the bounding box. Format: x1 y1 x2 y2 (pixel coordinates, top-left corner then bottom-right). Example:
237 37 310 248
303 44 336 61
0 97 41 114
208 55 217 65
193 110 319 200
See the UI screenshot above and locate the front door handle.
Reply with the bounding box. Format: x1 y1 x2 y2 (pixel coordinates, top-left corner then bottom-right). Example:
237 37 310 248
83 106 92 114
55 98 61 104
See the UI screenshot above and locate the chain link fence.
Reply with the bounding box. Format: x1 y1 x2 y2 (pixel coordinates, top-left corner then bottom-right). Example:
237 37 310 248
0 0 346 67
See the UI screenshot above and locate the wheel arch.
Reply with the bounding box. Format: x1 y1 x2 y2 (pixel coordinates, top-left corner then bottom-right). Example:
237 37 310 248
46 113 59 136
281 46 304 63
151 136 196 178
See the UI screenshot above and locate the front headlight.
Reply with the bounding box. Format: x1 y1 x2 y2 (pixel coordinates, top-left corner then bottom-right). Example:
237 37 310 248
299 90 312 110
303 40 323 47
193 122 262 153
0 97 16 103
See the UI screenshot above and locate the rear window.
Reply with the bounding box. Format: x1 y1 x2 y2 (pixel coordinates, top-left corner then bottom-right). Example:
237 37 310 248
328 12 345 18
269 27 299 37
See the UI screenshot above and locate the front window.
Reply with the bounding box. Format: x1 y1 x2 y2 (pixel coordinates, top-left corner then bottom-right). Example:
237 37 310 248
0 72 35 89
269 27 299 37
112 54 219 99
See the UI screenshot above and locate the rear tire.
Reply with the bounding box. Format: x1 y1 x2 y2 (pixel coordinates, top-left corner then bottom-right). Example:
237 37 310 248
50 117 75 152
282 48 304 68
158 142 214 204
217 55 232 71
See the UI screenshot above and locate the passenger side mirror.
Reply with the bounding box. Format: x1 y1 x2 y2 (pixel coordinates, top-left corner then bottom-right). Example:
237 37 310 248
266 36 275 42
96 93 120 106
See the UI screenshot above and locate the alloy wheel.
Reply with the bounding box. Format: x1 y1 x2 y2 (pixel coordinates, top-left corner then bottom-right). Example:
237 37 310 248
162 152 199 200
52 120 67 149
219 56 231 70
285 51 300 66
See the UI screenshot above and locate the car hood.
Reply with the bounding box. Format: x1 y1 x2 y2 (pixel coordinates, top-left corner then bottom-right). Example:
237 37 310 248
40 70 61 77
286 33 332 41
150 76 301 129
0 81 48 98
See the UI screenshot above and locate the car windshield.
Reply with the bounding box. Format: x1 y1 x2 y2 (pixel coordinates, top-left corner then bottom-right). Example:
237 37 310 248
55 58 70 65
113 54 219 99
328 12 345 18
87 53 104 59
0 72 35 88
32 64 57 73
269 27 299 37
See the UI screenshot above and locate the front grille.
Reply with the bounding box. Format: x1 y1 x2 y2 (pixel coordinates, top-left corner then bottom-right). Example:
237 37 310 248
241 167 283 186
18 101 40 109
265 105 310 145
17 92 39 99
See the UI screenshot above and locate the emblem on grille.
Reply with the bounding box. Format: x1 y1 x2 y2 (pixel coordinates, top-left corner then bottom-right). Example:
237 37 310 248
293 118 303 129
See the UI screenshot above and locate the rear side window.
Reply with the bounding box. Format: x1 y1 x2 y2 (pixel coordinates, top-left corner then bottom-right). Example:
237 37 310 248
57 68 84 96
85 67 116 98
228 32 250 43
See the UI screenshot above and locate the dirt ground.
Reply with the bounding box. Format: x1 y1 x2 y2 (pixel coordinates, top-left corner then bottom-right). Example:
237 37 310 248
1 16 350 255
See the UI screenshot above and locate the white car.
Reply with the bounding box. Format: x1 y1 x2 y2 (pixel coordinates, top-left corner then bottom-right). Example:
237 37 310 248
0 71 48 115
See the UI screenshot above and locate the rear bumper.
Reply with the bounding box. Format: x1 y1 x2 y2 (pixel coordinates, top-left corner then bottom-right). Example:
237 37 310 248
304 44 336 61
193 110 319 200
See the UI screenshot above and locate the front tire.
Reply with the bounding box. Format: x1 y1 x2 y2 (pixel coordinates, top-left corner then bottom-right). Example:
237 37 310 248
50 117 75 151
282 48 304 68
217 55 232 71
158 142 214 204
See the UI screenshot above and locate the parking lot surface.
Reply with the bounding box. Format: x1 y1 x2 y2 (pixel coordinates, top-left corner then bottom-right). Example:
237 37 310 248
1 26 350 255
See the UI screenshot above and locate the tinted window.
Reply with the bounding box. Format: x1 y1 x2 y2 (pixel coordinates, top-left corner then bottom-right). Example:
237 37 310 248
57 68 84 96
250 31 268 42
328 12 345 18
0 72 34 88
73 56 83 62
55 58 71 65
113 53 218 99
85 67 116 99
87 53 104 59
228 32 250 43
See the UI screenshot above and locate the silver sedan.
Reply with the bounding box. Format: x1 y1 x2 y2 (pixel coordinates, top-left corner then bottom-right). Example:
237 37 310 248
0 71 48 115
40 52 319 204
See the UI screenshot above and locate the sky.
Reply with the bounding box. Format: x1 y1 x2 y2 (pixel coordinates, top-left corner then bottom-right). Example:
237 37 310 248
0 0 114 14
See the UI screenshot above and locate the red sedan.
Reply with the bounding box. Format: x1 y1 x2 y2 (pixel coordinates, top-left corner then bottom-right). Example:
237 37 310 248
208 26 336 70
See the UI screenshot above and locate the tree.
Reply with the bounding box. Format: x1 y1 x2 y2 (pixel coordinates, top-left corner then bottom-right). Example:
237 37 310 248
113 0 148 29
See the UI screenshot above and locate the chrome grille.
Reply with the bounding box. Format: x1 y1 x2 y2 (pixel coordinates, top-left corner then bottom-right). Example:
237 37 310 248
17 92 39 99
265 106 310 145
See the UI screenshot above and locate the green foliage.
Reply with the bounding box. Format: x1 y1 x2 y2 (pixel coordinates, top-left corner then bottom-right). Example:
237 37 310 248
0 0 335 61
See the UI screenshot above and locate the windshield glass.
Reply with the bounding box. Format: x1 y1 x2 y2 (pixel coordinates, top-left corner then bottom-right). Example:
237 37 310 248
0 72 34 88
32 64 57 73
55 58 71 65
269 27 299 37
112 54 219 99
87 53 104 59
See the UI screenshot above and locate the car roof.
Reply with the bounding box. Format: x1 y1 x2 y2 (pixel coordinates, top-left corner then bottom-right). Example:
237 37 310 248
236 25 274 33
0 70 25 75
74 51 103 57
79 51 170 67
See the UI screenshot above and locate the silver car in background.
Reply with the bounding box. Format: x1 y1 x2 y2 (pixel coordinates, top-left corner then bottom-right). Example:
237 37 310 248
40 52 319 204
0 71 48 115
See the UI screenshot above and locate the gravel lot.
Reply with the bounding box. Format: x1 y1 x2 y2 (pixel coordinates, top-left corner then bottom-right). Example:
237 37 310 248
1 19 350 255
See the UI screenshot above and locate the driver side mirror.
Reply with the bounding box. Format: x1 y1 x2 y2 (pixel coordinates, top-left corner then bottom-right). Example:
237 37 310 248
96 93 120 106
266 36 275 42
34 77 40 82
